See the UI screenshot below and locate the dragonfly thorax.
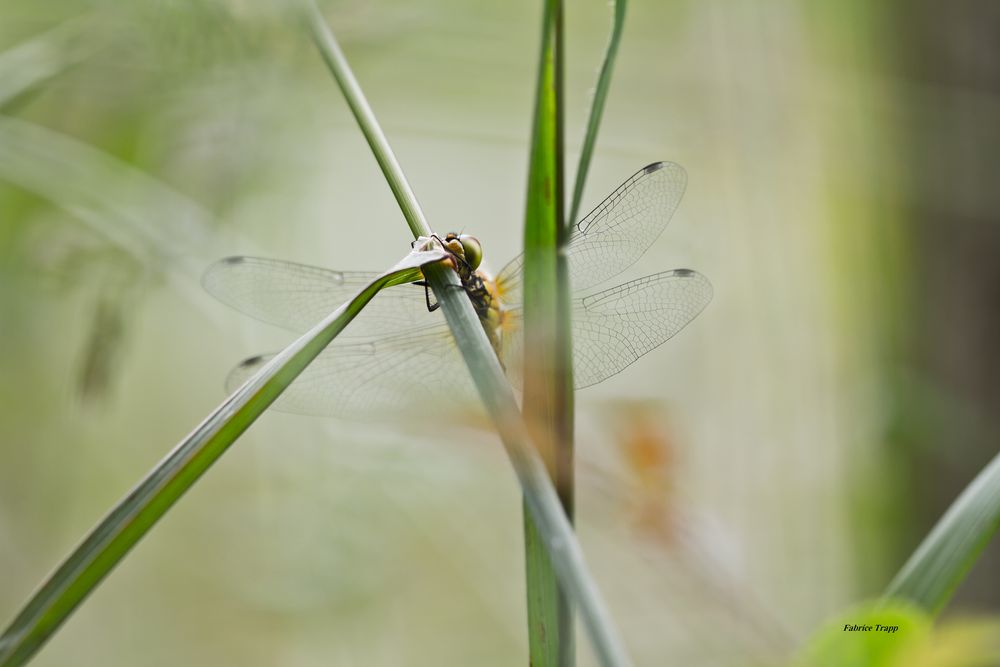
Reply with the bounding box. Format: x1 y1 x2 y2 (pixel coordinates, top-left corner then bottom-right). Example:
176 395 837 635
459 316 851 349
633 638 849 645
438 232 503 351
472 270 505 353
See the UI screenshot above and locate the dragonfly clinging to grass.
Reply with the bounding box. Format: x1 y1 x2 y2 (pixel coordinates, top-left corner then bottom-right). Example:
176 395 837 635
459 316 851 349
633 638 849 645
203 162 712 418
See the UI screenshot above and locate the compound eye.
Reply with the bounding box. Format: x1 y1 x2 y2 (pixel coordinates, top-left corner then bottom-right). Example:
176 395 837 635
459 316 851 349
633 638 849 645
458 234 483 270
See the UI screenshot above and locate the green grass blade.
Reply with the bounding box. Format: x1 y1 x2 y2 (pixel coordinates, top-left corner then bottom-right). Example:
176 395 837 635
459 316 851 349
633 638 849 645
425 260 632 667
567 0 626 227
795 601 931 667
303 1 430 239
520 0 574 665
883 450 1000 613
304 5 633 665
0 248 448 667
524 499 571 667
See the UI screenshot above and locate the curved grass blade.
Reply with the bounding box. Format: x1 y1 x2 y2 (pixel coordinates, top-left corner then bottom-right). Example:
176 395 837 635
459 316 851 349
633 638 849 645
0 247 448 667
305 4 634 665
567 0 626 227
883 450 1000 614
202 256 435 338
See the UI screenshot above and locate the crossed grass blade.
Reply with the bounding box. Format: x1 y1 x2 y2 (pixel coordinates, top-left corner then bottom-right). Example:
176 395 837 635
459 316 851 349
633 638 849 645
0 248 447 667
305 2 634 665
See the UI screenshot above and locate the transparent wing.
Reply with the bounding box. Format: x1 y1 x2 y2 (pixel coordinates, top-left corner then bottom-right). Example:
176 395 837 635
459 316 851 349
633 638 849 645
224 269 711 418
499 269 712 389
225 323 477 418
202 256 437 338
496 162 687 302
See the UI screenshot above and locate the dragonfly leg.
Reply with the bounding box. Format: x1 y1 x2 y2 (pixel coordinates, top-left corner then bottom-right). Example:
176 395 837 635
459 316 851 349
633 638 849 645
414 280 468 313
413 280 441 312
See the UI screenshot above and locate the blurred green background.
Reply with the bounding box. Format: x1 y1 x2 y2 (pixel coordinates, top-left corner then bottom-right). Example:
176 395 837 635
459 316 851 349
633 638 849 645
1 1 998 665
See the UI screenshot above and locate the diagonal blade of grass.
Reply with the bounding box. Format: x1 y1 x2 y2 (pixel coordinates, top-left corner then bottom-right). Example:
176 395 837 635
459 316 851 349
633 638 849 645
567 0 626 228
304 4 634 666
0 18 96 110
423 260 632 667
303 3 429 240
520 0 574 665
0 116 217 277
883 449 1000 614
0 247 448 667
0 25 235 313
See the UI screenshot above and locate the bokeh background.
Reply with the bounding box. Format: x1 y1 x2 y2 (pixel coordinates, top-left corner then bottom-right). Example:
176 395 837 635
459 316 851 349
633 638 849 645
1 1 998 665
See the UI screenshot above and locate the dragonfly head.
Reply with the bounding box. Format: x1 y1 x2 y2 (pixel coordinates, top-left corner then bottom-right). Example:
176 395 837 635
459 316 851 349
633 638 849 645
443 232 483 271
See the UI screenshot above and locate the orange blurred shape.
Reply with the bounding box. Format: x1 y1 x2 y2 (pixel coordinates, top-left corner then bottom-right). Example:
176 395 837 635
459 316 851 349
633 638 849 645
609 400 680 545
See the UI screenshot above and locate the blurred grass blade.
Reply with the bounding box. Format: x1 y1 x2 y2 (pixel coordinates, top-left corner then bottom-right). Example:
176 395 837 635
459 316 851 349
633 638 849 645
883 450 1000 613
0 117 216 276
520 0 573 665
0 117 245 326
0 24 248 309
794 600 931 667
0 247 448 667
0 18 95 109
567 0 626 227
305 4 633 665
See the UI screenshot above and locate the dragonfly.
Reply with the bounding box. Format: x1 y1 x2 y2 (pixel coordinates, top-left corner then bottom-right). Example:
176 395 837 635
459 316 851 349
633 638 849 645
203 162 712 419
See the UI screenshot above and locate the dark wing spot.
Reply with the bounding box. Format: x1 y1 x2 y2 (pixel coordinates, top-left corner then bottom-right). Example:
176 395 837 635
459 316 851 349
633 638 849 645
221 256 246 265
643 161 666 174
240 355 267 368
673 268 695 277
